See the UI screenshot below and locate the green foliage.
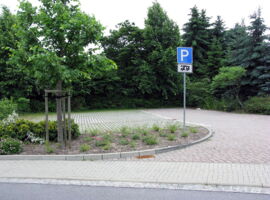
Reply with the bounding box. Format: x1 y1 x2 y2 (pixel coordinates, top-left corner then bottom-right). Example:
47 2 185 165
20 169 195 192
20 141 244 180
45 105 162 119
44 141 54 154
159 131 167 137
211 67 246 92
144 2 181 99
187 78 211 108
120 126 131 137
89 129 100 137
244 96 270 114
211 66 246 107
189 127 198 133
102 143 111 151
79 144 91 152
152 124 161 132
0 119 80 142
0 99 17 120
16 97 30 113
167 134 176 141
95 135 111 147
167 123 178 133
119 138 129 145
83 136 92 142
181 132 189 137
0 137 22 155
183 6 211 78
0 7 34 100
142 135 158 145
131 133 140 140
129 141 136 148
10 0 106 89
134 126 149 136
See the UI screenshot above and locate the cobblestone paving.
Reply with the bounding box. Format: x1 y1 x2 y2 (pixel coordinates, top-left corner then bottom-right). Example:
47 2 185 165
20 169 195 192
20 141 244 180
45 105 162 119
24 108 270 164
131 108 270 164
27 110 173 132
0 161 269 188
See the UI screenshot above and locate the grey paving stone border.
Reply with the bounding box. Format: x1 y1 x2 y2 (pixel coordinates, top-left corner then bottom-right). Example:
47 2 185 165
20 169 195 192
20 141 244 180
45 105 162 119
0 127 213 161
0 178 269 195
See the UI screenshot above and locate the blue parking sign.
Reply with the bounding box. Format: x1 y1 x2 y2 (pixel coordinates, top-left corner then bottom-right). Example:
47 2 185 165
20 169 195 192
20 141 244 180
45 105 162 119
177 47 193 64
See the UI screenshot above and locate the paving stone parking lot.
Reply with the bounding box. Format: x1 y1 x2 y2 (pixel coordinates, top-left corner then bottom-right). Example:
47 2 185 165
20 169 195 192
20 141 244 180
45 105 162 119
26 110 173 132
22 108 270 164
139 108 270 164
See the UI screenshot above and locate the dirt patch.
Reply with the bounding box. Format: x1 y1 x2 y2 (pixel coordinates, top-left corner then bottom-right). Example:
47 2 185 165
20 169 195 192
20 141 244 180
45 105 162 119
20 126 209 155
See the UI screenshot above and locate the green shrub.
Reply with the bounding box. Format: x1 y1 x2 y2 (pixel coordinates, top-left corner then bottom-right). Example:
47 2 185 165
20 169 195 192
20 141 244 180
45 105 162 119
16 98 30 113
167 123 178 133
129 141 136 148
152 124 161 132
0 98 17 120
0 137 22 155
83 136 92 142
95 137 110 147
89 129 100 136
44 141 54 154
119 138 129 145
102 143 111 151
120 126 132 137
159 132 167 137
181 132 189 137
0 119 80 142
189 127 198 133
244 96 270 115
131 133 140 140
80 144 91 152
167 134 176 141
143 135 158 145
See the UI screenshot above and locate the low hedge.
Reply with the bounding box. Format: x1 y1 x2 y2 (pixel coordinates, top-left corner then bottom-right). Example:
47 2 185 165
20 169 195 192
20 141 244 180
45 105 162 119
0 119 80 142
0 137 22 155
244 96 270 115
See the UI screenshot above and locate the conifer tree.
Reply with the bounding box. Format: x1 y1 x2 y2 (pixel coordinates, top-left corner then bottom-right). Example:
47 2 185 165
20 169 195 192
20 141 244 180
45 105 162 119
182 6 211 79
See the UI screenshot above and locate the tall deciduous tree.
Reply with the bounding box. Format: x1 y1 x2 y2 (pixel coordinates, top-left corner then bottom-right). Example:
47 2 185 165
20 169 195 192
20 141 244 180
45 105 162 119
0 6 34 99
144 2 181 99
10 0 111 145
102 20 154 97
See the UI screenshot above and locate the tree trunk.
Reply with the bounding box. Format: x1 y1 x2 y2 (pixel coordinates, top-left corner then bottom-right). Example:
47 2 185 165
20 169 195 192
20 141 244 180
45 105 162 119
56 81 64 147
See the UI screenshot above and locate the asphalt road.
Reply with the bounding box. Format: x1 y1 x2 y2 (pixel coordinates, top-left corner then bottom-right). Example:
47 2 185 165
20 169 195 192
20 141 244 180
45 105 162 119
0 183 269 200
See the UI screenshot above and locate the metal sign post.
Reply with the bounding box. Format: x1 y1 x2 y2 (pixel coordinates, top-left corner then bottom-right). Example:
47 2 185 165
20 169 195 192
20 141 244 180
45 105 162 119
183 72 186 130
177 47 193 131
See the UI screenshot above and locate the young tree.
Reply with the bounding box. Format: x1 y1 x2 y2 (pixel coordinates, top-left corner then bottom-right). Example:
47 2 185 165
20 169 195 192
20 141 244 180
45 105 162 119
211 66 246 107
10 0 110 146
144 2 181 99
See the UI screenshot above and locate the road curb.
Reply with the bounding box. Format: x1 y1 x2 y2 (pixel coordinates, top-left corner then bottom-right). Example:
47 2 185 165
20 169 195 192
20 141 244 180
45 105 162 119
0 127 213 161
0 177 269 195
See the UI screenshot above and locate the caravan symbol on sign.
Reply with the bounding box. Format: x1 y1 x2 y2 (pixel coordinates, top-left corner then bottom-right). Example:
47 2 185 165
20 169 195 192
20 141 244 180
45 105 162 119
177 47 193 73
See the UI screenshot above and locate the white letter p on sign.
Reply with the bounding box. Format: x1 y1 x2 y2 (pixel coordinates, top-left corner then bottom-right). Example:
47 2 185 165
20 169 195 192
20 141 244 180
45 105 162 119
181 49 189 62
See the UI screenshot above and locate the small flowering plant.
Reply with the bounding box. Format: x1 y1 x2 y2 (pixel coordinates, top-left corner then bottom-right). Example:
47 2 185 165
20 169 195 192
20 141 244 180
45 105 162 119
26 131 45 144
1 111 19 126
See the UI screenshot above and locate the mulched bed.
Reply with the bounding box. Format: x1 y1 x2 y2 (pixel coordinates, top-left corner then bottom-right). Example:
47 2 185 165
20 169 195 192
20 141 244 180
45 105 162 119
20 126 209 155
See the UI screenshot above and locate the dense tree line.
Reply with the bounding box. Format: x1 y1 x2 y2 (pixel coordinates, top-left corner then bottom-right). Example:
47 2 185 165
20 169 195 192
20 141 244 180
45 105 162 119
0 1 269 113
